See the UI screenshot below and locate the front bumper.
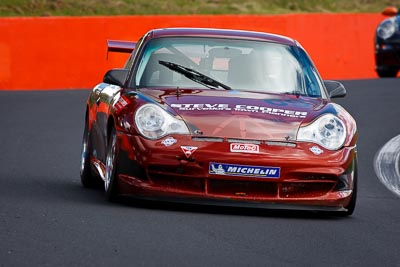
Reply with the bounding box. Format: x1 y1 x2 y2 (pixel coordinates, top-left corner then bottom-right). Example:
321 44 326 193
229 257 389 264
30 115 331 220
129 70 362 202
116 133 357 210
375 42 400 69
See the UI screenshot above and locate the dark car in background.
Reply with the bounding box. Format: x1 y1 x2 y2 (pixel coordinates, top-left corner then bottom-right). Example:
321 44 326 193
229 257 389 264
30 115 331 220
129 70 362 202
375 6 400 78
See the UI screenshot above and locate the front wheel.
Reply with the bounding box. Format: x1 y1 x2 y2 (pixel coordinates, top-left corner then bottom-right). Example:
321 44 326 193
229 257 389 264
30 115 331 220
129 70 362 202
104 127 119 201
377 68 398 78
80 117 100 188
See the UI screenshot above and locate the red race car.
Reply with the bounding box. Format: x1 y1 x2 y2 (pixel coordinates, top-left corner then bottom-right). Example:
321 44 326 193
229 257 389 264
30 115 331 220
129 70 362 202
80 28 358 216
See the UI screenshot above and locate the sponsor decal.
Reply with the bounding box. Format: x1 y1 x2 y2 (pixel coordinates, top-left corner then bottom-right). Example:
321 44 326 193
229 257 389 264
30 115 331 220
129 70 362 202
209 162 280 178
171 103 231 111
230 143 259 154
161 137 177 147
114 95 130 113
181 146 198 158
309 146 323 155
170 103 307 118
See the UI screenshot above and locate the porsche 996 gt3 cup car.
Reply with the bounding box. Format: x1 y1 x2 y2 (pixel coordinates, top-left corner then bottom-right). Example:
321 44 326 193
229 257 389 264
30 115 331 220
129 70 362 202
80 28 358 216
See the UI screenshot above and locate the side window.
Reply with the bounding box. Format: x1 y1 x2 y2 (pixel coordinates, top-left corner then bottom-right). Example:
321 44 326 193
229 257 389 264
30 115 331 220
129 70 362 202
124 53 135 70
124 37 145 70
295 48 323 98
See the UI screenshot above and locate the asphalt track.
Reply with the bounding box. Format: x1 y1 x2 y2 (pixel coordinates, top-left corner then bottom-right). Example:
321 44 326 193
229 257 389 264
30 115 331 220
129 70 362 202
1 79 400 266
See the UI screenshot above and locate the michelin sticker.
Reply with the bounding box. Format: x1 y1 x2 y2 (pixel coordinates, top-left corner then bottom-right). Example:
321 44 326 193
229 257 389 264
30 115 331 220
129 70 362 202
170 103 307 118
209 162 280 178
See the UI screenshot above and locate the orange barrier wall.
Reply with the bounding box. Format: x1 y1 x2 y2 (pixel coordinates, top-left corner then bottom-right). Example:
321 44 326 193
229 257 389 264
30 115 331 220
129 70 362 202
0 14 385 90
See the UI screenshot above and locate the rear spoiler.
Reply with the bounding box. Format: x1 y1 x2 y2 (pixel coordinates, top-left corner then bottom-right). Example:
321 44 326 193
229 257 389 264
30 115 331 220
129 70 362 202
107 40 136 59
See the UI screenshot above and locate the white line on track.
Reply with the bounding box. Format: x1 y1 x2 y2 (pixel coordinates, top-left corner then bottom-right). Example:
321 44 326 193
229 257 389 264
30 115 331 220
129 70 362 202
374 134 400 197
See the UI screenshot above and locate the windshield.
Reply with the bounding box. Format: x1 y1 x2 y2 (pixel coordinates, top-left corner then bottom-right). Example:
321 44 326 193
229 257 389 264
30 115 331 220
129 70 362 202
133 37 323 97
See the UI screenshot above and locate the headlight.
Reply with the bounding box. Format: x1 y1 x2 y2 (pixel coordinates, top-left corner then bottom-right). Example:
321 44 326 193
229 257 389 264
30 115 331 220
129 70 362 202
297 114 346 150
135 104 189 139
377 19 396 40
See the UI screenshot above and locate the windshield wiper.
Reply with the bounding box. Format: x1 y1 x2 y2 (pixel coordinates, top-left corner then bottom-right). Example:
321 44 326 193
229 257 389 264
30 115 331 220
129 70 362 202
282 91 302 96
159 60 231 90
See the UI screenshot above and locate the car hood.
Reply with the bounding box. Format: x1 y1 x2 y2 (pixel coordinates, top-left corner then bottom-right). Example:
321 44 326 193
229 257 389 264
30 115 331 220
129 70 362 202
140 89 326 141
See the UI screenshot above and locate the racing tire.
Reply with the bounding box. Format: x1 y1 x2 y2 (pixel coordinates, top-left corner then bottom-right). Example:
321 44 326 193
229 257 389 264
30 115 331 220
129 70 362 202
80 116 99 188
104 126 119 202
377 68 398 78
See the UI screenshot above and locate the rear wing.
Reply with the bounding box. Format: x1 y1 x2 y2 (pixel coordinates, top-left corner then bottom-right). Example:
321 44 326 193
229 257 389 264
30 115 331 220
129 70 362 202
107 40 136 58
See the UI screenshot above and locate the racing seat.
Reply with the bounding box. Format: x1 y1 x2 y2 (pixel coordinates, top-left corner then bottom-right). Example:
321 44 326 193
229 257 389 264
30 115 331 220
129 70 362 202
228 53 265 90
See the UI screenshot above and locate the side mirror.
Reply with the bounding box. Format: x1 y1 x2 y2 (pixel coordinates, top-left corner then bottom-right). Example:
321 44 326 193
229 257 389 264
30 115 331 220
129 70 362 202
382 6 398 16
103 69 128 87
324 80 347 98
